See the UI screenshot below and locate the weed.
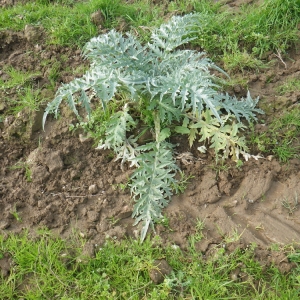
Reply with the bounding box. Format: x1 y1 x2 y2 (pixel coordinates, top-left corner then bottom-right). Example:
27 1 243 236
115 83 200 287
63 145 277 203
276 77 300 95
163 270 191 297
112 182 128 191
0 0 167 47
9 87 43 115
9 161 32 182
221 76 249 91
288 251 300 264
260 194 266 202
270 243 281 252
10 205 22 222
216 227 245 244
106 151 115 160
72 99 124 145
236 159 243 169
0 67 40 91
189 218 206 249
48 61 62 87
156 214 173 232
211 161 231 178
25 164 32 182
107 216 120 226
225 229 245 243
172 171 194 194
223 50 266 73
250 107 300 162
281 192 299 215
43 14 263 241
273 141 299 163
255 224 264 231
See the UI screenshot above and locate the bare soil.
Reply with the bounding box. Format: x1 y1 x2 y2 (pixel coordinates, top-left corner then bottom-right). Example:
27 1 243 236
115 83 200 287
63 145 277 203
1 1 300 271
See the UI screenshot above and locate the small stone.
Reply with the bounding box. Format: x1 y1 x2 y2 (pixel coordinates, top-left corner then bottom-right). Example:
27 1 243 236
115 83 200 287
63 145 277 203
44 151 64 173
98 180 104 189
88 184 98 194
149 259 173 284
70 170 80 180
81 207 87 216
79 133 92 143
230 268 241 281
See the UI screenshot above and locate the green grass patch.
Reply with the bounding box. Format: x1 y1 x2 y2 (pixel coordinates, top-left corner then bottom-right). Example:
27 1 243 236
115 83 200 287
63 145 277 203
0 231 300 299
0 67 44 116
0 67 40 91
223 50 267 73
1 0 298 68
0 0 168 46
8 87 43 115
276 78 300 95
193 0 300 71
250 108 300 162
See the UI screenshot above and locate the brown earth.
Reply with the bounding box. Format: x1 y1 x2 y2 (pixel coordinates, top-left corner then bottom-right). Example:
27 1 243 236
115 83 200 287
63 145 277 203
1 1 300 272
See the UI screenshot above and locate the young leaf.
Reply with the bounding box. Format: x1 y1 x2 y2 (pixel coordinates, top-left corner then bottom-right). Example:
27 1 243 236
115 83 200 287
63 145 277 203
174 126 190 134
158 128 171 142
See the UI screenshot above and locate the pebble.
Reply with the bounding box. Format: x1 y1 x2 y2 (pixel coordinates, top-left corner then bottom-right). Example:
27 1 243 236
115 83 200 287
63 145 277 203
88 184 98 194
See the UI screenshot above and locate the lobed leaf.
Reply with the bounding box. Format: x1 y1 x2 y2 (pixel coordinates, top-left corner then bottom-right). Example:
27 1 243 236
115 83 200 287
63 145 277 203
43 13 264 241
130 142 178 241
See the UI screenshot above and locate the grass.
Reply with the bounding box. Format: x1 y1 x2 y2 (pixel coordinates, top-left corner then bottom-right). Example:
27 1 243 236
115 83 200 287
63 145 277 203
281 192 299 215
9 205 22 222
1 0 298 65
250 107 300 162
276 77 300 95
1 230 300 299
0 67 40 91
192 0 300 71
9 161 32 182
0 67 44 116
0 0 167 47
8 87 43 115
172 171 195 194
223 50 266 73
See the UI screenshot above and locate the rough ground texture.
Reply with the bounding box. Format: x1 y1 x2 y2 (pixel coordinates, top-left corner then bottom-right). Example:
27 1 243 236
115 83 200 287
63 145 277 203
1 0 300 270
